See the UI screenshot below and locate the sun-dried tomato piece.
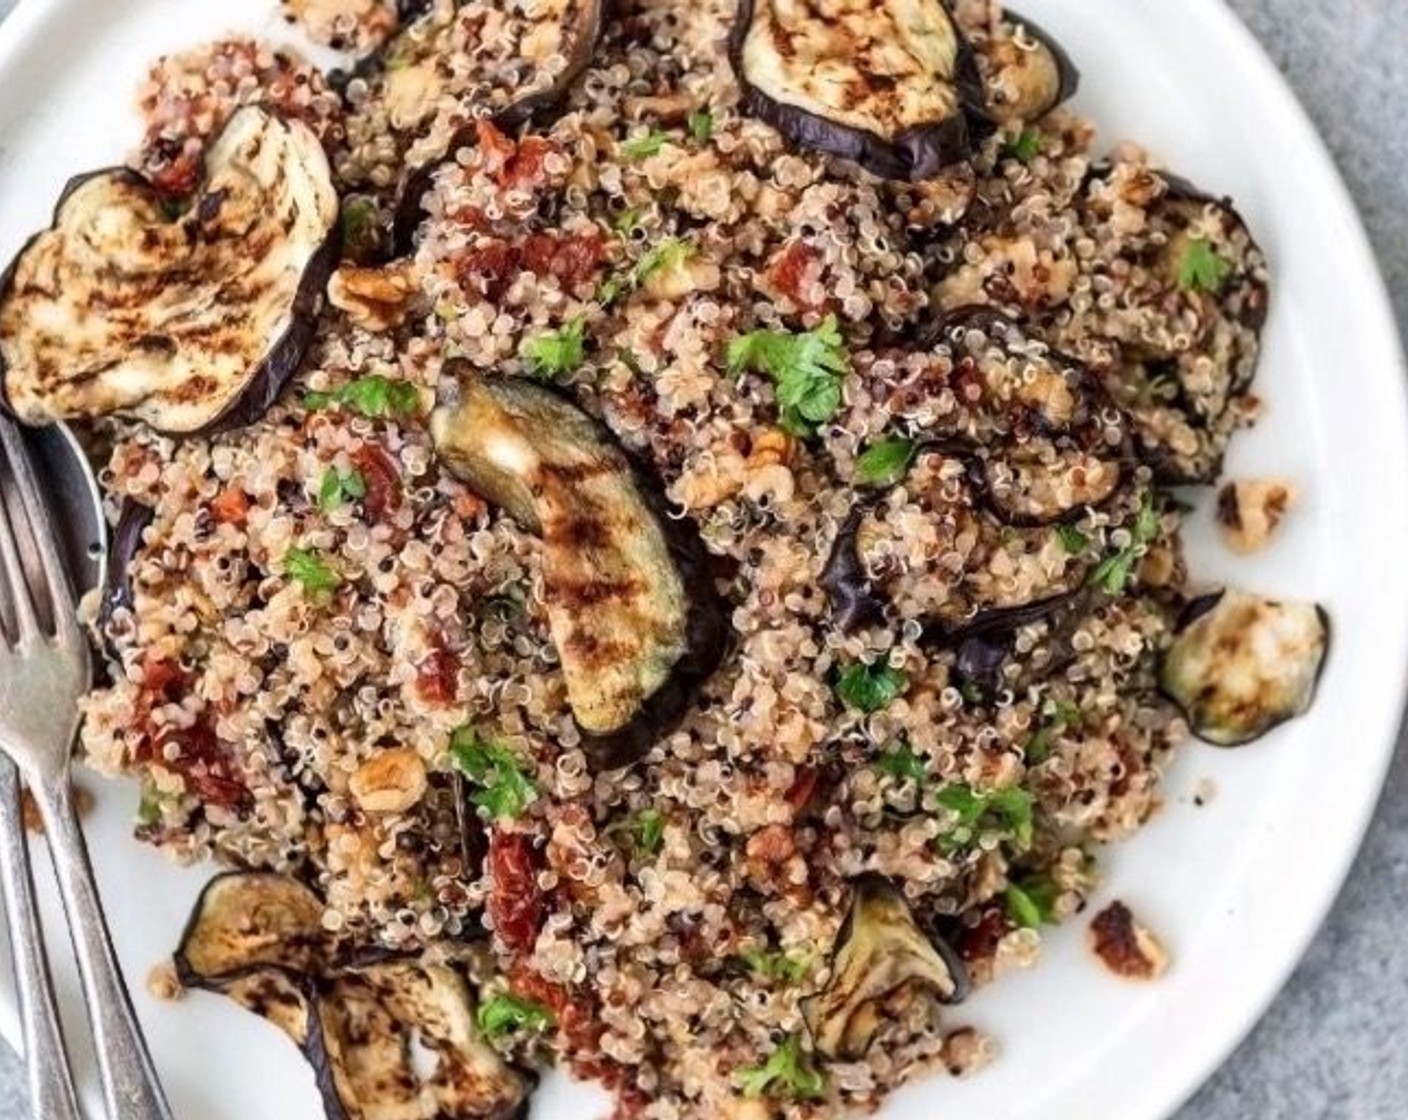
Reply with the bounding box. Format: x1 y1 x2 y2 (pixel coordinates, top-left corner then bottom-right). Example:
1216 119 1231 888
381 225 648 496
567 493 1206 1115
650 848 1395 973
489 829 544 955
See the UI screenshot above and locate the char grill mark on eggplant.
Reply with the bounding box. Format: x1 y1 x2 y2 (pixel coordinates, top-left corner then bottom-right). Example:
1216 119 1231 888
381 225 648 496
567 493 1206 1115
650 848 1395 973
1161 589 1329 747
175 872 532 1120
804 875 969 1060
430 369 724 766
728 0 992 180
0 107 338 434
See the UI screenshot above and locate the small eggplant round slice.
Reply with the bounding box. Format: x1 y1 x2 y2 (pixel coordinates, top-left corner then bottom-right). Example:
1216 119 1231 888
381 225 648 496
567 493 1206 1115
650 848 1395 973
0 106 338 434
804 875 969 1060
173 871 328 988
729 0 992 180
431 369 723 762
976 10 1080 125
1161 589 1329 747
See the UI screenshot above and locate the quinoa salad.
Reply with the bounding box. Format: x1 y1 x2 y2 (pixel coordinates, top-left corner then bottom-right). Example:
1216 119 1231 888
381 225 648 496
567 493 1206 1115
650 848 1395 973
0 0 1333 1117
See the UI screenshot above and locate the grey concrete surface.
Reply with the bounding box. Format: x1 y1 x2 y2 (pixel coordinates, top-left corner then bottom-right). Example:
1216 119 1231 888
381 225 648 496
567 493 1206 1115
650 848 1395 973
0 0 1404 1117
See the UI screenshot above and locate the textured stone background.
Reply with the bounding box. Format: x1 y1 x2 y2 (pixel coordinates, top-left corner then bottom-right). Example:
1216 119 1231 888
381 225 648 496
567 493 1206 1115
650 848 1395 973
0 0 1404 1117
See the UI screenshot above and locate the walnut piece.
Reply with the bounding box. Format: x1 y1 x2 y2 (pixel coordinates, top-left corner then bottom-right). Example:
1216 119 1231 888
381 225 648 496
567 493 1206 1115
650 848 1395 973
349 747 428 814
328 262 418 332
1217 478 1297 554
1088 900 1169 980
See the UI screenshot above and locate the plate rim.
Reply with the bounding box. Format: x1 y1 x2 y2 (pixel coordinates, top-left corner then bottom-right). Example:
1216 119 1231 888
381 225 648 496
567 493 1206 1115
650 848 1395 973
0 1 1402 1118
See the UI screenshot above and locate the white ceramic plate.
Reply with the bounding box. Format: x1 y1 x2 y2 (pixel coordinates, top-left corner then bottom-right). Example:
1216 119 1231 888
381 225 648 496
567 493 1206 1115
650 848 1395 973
0 1 1404 1117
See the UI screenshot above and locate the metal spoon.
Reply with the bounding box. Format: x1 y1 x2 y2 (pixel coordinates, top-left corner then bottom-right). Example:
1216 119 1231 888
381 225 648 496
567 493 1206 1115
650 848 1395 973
0 421 104 1120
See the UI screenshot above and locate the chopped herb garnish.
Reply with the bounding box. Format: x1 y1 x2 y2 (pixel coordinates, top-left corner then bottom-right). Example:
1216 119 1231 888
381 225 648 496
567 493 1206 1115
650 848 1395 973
1087 491 1160 596
688 111 714 143
737 1034 826 1101
1004 876 1061 929
740 949 811 983
1056 524 1087 553
936 784 1035 852
476 994 555 1039
834 660 908 713
136 780 166 826
635 809 665 856
600 238 693 304
621 129 670 159
449 725 538 820
959 681 984 705
855 437 917 486
339 197 379 251
1176 236 1234 294
728 314 850 436
283 547 340 594
303 375 421 419
1006 128 1043 163
611 206 644 235
524 317 586 378
317 467 367 511
876 743 928 783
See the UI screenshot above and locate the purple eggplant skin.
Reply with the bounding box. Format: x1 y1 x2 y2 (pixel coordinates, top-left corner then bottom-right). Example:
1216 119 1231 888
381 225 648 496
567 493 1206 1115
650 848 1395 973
0 157 340 438
99 498 155 646
389 0 614 252
578 469 729 771
726 0 994 181
820 504 886 634
1002 9 1080 119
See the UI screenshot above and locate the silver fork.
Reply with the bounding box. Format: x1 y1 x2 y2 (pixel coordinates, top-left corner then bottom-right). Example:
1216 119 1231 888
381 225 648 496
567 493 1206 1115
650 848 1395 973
0 418 173 1120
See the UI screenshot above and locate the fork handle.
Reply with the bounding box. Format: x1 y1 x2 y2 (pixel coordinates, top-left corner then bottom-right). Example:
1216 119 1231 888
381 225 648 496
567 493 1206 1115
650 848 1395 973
0 761 82 1120
32 776 174 1120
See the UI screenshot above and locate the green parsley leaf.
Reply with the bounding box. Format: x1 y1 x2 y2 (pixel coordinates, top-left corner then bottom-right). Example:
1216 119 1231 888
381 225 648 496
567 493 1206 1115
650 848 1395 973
1004 876 1061 930
740 949 811 984
936 784 1035 852
524 317 586 378
303 375 421 419
1006 128 1043 163
339 197 381 255
737 1034 825 1101
688 111 714 143
621 129 670 159
611 206 644 235
728 315 850 435
1087 491 1160 596
600 238 693 305
855 437 917 486
1056 524 1087 553
876 743 928 783
318 467 367 511
136 780 167 826
636 809 665 856
284 547 340 594
476 994 555 1039
1176 236 1234 294
449 725 538 820
834 660 908 713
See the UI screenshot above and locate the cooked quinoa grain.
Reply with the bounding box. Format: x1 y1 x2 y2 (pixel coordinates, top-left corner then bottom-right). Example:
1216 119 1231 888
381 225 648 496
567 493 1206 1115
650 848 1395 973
68 0 1279 1116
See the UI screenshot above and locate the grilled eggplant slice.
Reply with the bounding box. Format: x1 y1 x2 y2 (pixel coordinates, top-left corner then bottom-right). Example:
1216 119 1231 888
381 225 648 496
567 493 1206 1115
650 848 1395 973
729 0 992 180
175 872 531 1120
0 107 338 434
974 10 1079 124
174 871 328 986
1161 590 1329 747
804 875 969 1060
317 961 531 1120
431 371 722 760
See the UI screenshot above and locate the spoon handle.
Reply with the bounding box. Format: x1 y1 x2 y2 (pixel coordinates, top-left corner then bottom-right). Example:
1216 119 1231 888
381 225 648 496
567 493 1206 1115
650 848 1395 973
34 776 174 1120
0 759 82 1120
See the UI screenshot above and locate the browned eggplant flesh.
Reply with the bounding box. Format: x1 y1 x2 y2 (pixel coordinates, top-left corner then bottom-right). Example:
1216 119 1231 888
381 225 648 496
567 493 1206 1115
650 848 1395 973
0 107 338 434
430 369 723 765
729 0 992 180
175 872 531 1120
